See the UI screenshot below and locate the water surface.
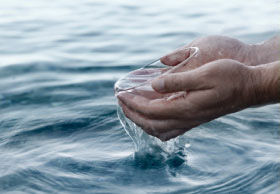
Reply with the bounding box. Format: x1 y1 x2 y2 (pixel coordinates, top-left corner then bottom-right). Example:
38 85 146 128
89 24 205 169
0 0 279 193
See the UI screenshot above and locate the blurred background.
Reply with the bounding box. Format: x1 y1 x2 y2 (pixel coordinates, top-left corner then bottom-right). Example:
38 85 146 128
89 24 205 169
0 0 279 193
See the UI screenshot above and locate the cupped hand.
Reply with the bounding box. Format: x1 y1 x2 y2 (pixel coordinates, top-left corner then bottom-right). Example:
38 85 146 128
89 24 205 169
117 59 257 141
161 35 255 71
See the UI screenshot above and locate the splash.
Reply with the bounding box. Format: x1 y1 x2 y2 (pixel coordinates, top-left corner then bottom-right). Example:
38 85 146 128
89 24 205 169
117 104 181 152
114 48 199 162
115 68 189 164
117 104 188 167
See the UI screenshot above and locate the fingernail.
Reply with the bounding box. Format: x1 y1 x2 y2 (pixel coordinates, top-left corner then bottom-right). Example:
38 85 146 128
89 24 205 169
116 91 125 100
152 77 165 92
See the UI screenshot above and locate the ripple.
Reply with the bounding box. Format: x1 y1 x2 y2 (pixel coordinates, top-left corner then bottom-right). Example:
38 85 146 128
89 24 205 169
0 0 279 193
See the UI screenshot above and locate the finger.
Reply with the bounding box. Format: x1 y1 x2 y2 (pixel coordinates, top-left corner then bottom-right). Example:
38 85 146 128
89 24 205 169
118 100 155 136
118 100 191 135
160 48 191 66
158 129 186 141
152 70 209 93
117 91 183 119
130 87 169 100
129 68 165 76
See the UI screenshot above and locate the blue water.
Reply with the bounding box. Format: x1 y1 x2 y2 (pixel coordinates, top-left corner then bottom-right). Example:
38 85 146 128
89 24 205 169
0 0 279 193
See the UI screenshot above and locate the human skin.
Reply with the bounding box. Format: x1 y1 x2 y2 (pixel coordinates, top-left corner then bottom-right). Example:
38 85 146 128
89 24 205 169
161 35 280 69
117 36 280 141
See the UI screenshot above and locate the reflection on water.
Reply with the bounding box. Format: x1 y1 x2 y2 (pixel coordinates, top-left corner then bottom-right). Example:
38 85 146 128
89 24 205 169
0 0 279 193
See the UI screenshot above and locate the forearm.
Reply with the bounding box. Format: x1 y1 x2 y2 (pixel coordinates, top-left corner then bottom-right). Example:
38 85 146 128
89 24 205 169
247 36 280 66
250 61 280 105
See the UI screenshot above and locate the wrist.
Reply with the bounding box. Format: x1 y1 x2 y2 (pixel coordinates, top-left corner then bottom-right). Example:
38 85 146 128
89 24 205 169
247 36 280 66
249 61 280 106
240 44 257 66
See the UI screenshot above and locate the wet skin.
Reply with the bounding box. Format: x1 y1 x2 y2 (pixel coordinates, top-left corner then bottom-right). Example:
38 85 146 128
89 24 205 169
117 35 280 141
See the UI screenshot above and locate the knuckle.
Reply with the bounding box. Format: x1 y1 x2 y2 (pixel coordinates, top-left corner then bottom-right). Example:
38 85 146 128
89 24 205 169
175 76 184 90
163 75 172 90
165 75 182 91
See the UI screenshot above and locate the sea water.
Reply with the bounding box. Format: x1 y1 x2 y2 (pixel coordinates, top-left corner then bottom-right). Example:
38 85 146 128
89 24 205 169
114 65 189 163
0 0 279 193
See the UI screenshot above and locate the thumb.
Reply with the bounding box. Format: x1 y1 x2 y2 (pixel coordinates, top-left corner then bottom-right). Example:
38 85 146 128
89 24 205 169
152 71 204 93
160 48 191 66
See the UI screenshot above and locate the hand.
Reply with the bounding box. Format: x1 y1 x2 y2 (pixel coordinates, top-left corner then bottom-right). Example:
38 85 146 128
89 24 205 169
161 35 254 71
117 59 257 141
